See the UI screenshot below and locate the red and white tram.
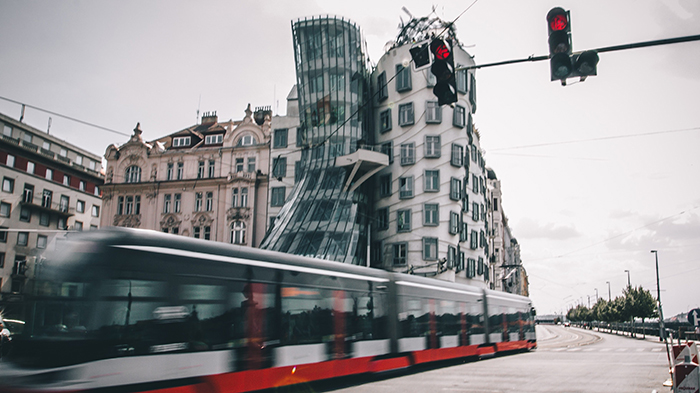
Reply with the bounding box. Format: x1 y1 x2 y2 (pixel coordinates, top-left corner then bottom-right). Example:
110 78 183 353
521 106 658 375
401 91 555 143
0 228 535 392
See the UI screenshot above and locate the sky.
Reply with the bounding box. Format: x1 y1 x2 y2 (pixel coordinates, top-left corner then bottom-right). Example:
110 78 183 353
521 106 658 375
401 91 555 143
1 0 698 317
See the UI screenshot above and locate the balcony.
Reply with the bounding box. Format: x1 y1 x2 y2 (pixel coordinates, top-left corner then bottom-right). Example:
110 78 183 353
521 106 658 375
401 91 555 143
20 195 75 217
227 171 254 182
227 207 251 220
335 148 389 192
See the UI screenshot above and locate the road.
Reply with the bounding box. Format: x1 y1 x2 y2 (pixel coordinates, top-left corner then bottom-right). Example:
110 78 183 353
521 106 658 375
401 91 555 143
300 325 671 393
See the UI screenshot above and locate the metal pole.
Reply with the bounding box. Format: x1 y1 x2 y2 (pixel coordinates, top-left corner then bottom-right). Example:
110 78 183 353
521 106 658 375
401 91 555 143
651 250 675 392
595 288 598 302
624 270 631 287
606 281 611 301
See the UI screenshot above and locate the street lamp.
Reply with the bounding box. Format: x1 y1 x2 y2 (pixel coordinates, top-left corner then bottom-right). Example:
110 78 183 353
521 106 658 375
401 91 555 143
594 288 598 302
606 281 611 301
624 270 631 288
651 250 674 386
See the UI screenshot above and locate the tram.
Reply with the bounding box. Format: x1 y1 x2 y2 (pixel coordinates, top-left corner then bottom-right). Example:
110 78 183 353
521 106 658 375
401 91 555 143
0 228 536 392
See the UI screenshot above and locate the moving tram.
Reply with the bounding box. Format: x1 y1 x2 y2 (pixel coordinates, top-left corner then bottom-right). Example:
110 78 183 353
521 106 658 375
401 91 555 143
0 228 536 392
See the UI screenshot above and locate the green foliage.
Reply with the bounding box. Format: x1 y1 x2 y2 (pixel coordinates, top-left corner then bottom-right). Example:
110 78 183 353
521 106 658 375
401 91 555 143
565 286 656 323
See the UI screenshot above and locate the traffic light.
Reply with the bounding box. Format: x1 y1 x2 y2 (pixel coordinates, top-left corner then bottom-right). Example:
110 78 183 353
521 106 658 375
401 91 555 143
430 38 458 106
409 42 430 70
546 7 599 84
546 7 572 83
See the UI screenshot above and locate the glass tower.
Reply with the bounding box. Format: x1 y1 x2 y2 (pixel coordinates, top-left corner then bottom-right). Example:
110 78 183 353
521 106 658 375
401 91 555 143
260 16 375 265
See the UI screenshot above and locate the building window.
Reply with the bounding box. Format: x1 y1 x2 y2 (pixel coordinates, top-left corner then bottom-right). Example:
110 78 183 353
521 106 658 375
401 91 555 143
451 144 463 167
166 163 173 180
205 192 213 211
240 188 248 207
23 184 34 203
41 190 52 209
426 101 442 123
174 194 181 212
2 125 11 137
172 136 191 147
176 162 183 179
395 64 412 92
274 129 288 148
0 252 4 268
2 177 14 193
19 207 30 222
62 174 70 186
393 242 408 266
58 217 66 230
453 105 466 128
197 161 205 178
59 195 69 212
272 157 287 179
398 103 414 126
470 230 478 249
478 257 484 275
231 188 238 207
377 71 388 102
379 174 391 198
0 202 10 217
472 202 479 221
247 157 256 173
399 176 414 199
92 205 100 217
423 237 438 261
0 227 6 242
400 142 415 166
94 186 100 197
204 134 223 145
377 207 389 230
450 177 462 201
397 209 411 232
121 195 141 215
467 258 476 278
230 221 246 244
447 245 457 269
449 211 460 235
76 200 85 213
5 154 14 167
271 187 286 207
75 155 83 166
424 203 439 226
235 158 244 172
17 232 28 246
37 235 47 249
26 161 35 174
163 194 171 213
125 166 141 183
381 142 393 164
425 135 441 158
456 69 467 94
480 230 486 248
424 170 439 192
194 192 202 212
472 174 479 193
208 160 215 178
45 168 53 181
379 109 392 133
237 135 256 146
469 73 477 112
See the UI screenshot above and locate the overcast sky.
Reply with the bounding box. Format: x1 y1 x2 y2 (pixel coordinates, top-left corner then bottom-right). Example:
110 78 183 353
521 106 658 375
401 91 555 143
1 0 698 317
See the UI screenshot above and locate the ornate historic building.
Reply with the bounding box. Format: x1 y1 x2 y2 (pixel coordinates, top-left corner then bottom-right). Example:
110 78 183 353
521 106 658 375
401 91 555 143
101 106 271 247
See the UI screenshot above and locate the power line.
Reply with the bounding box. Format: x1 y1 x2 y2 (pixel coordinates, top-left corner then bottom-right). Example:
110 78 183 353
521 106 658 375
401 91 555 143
489 126 700 152
0 95 130 137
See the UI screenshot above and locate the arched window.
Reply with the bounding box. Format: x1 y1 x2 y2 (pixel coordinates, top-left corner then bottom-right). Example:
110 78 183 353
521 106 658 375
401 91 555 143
237 135 257 146
125 165 141 183
230 221 246 244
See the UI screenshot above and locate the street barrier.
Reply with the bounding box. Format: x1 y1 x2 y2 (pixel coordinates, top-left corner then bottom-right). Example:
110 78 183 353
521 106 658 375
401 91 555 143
673 356 699 393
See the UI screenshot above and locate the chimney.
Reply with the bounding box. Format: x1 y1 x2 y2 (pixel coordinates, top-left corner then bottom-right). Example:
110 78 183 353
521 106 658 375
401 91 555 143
201 111 218 125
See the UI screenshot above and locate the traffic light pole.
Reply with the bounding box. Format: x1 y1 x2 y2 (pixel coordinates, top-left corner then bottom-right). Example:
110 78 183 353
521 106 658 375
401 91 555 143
459 34 700 71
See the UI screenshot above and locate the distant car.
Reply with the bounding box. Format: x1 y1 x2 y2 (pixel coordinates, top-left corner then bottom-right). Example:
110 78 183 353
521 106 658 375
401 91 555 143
563 321 571 327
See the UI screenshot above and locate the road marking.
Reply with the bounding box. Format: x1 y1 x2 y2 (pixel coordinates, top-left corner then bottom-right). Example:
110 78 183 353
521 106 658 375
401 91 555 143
615 348 628 352
600 348 612 352
568 348 581 352
582 348 596 352
652 348 663 352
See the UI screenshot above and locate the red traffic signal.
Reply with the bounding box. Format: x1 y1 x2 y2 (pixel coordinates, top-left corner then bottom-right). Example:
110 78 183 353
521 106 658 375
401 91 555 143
430 38 458 106
546 7 573 83
547 8 569 33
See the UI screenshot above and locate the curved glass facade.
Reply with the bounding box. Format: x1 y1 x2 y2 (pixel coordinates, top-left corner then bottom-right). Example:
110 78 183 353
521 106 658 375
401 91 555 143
260 16 373 265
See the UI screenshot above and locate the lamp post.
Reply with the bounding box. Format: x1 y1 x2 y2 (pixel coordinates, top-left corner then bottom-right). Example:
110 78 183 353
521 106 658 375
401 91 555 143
624 270 631 288
594 288 598 303
651 250 674 389
606 281 611 301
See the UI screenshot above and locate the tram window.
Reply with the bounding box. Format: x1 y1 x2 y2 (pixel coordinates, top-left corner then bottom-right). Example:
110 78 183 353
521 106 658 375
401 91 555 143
281 285 333 345
438 300 460 336
398 296 428 338
468 303 485 335
348 292 388 340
